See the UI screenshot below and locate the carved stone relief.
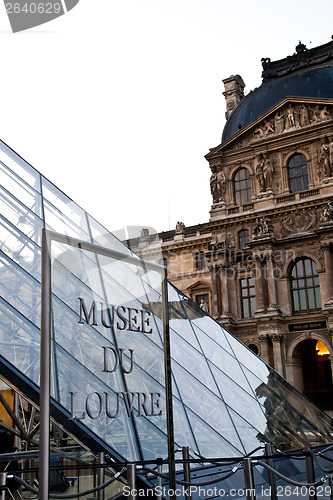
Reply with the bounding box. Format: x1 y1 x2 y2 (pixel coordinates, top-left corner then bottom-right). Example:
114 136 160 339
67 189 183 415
252 104 332 141
280 209 319 237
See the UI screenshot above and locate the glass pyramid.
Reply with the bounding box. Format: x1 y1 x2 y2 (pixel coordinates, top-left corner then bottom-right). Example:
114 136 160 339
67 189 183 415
0 137 333 468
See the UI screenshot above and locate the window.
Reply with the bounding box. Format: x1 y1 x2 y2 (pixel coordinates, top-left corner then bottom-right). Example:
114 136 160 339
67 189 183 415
288 153 309 193
238 229 250 249
240 277 256 318
195 293 210 313
290 258 321 312
234 168 251 205
195 251 206 271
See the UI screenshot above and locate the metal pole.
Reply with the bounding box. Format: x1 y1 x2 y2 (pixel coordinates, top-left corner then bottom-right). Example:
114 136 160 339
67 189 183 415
156 463 163 500
243 458 256 500
182 447 191 500
127 464 137 500
264 444 277 500
98 451 105 500
305 452 317 500
0 473 6 500
328 476 333 500
40 228 51 500
162 270 176 500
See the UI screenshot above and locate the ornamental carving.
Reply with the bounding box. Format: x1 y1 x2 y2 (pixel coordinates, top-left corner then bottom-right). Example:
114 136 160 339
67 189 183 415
175 221 186 234
210 166 226 203
252 216 274 240
280 209 318 237
322 201 333 223
255 153 274 193
318 136 333 179
253 104 332 141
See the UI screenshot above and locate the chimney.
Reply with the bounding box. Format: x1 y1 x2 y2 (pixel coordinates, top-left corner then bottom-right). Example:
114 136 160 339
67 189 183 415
222 75 245 119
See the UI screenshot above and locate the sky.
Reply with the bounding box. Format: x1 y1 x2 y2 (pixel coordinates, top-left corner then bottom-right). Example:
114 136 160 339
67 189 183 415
0 0 332 235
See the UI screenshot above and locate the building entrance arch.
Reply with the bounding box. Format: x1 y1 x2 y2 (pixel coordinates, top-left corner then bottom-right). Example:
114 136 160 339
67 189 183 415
289 336 333 411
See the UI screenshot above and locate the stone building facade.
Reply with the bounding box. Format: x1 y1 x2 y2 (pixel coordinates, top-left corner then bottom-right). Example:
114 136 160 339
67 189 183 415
129 39 333 411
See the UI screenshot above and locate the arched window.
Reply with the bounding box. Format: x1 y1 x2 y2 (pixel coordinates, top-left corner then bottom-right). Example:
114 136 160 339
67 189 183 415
234 168 251 205
288 153 309 193
238 229 250 249
290 258 321 312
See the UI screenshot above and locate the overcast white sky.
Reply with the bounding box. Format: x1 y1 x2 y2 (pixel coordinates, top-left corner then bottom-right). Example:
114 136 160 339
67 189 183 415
0 0 332 234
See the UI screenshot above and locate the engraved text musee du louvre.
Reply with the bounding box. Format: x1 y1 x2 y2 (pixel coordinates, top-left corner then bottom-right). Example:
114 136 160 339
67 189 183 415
69 298 162 420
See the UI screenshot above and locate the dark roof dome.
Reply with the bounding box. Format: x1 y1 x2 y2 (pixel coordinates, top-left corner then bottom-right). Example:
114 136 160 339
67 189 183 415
222 65 333 142
222 39 333 142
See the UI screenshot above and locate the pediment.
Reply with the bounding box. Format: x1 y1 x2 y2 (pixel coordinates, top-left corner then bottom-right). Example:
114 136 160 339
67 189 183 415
207 97 333 157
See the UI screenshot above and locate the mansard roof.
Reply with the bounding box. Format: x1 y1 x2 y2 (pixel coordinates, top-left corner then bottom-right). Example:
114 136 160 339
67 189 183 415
222 39 333 143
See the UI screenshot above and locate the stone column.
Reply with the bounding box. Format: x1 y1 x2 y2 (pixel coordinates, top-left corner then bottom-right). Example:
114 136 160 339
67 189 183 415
322 243 333 306
266 253 278 310
209 265 221 317
253 254 265 313
258 334 270 364
270 334 284 375
220 263 231 317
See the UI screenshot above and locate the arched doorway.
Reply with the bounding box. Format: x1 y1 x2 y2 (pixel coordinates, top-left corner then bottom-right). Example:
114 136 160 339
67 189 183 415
292 339 333 411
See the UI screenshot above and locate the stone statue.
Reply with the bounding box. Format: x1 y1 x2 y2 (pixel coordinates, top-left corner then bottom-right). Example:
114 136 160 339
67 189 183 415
323 202 333 222
253 216 273 238
312 105 321 123
329 137 333 171
320 106 332 121
175 221 185 234
285 104 295 129
274 111 284 134
254 126 264 140
199 299 209 313
300 104 310 127
263 155 274 190
210 168 226 203
264 120 275 136
320 137 331 177
255 154 265 191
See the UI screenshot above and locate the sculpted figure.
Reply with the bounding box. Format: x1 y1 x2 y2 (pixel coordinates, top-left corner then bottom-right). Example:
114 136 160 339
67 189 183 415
300 104 310 127
264 120 275 136
255 154 265 191
329 137 333 171
210 168 225 202
323 201 333 222
320 106 332 121
320 137 331 177
286 104 295 129
312 105 321 123
254 126 264 140
274 111 284 134
263 155 274 190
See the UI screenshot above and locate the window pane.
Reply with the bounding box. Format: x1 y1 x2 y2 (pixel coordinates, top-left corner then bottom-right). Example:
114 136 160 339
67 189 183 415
243 300 249 318
299 289 307 310
307 289 315 310
293 291 300 311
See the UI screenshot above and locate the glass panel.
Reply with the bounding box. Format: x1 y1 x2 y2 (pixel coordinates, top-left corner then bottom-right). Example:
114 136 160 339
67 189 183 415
42 178 90 236
299 289 307 310
307 288 315 309
0 187 43 246
0 218 41 280
0 142 40 191
0 163 42 216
